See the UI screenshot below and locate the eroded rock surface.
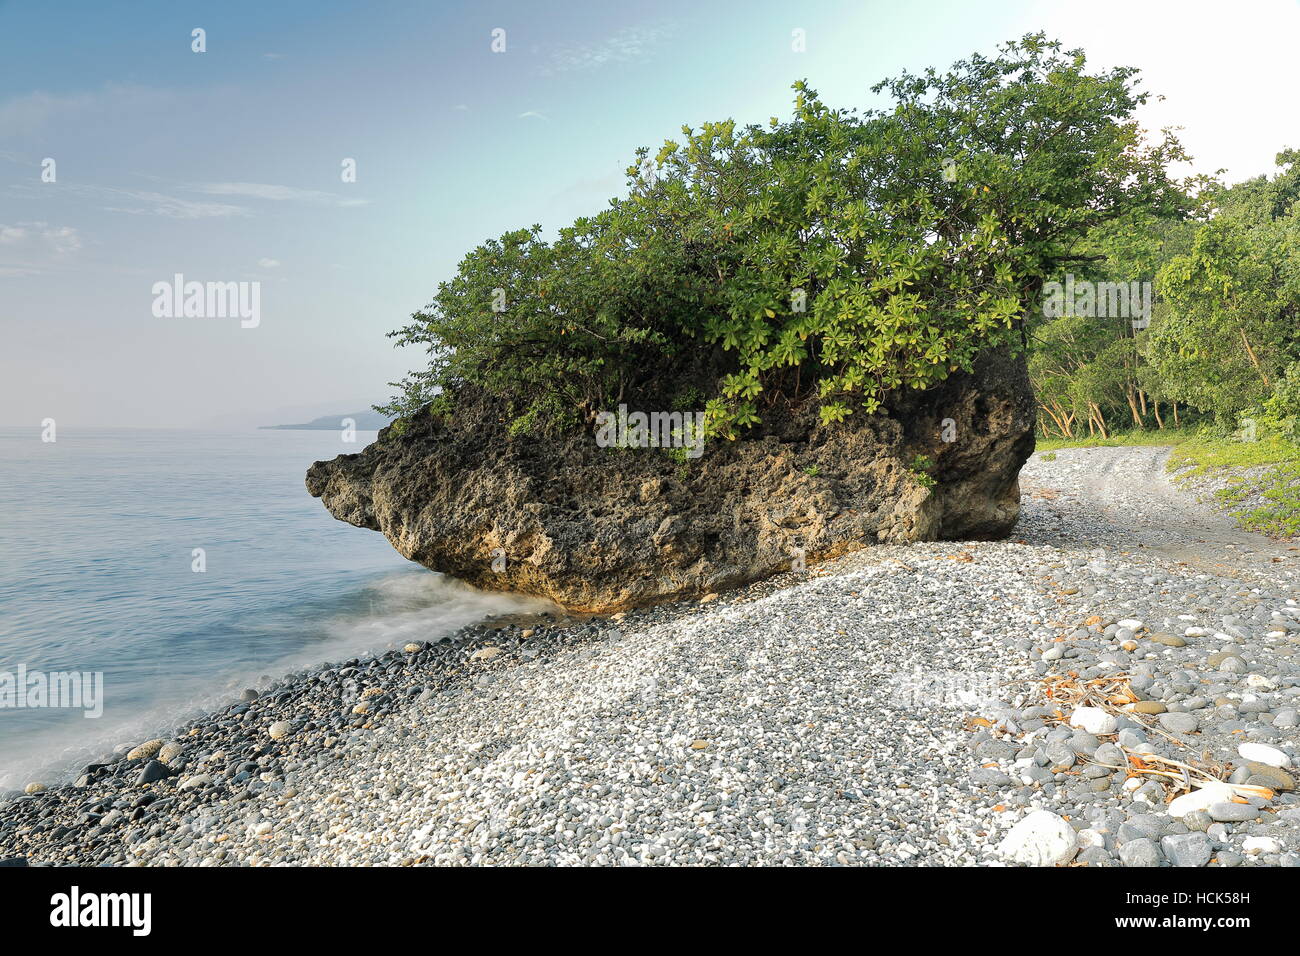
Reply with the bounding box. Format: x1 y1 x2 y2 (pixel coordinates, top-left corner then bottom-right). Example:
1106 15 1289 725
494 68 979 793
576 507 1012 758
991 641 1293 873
307 347 1034 612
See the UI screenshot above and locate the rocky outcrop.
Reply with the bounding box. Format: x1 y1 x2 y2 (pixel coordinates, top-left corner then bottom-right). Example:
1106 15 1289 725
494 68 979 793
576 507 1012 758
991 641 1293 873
306 347 1035 612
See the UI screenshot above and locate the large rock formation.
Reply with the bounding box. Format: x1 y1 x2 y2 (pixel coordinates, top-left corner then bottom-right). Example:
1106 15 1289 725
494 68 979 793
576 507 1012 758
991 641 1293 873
307 347 1035 612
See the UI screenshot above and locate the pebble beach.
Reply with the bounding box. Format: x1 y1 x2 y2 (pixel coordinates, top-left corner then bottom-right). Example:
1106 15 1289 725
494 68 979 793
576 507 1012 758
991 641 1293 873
3 445 1297 867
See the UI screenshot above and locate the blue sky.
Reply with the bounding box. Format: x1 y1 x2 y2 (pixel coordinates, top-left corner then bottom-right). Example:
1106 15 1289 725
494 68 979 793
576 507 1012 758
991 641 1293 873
3 0 1298 427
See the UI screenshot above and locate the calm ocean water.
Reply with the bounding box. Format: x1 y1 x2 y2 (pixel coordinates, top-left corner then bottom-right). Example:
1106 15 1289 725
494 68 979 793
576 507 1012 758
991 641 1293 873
0 427 550 791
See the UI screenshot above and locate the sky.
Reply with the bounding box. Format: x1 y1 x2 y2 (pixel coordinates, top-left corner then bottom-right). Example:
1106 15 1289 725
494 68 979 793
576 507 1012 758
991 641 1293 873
2 0 1298 428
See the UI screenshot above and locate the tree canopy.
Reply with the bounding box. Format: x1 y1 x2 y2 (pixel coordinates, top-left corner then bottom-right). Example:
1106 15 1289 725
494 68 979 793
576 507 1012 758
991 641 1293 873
379 34 1191 439
1030 150 1300 441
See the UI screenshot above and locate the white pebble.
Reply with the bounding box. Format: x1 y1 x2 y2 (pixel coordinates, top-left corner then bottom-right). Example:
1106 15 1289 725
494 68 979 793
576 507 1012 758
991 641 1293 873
1167 783 1235 818
1068 706 1116 735
996 810 1078 866
1238 743 1290 768
1243 836 1282 855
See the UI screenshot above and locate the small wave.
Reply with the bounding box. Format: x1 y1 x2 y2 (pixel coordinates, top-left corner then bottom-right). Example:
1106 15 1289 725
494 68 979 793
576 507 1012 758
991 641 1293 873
0 570 556 791
278 570 558 670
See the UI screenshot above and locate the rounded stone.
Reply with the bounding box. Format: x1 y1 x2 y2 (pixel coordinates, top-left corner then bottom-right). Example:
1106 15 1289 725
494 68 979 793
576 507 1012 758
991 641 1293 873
1161 832 1212 867
1069 706 1116 735
1130 701 1167 715
1244 836 1282 855
126 738 164 761
1158 712 1198 734
1150 633 1187 647
1238 742 1290 768
1244 763 1295 791
1207 801 1259 823
1119 837 1162 867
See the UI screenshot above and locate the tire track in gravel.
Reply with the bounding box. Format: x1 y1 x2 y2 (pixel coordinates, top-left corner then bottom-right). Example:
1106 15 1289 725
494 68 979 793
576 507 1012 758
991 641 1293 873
1018 445 1299 586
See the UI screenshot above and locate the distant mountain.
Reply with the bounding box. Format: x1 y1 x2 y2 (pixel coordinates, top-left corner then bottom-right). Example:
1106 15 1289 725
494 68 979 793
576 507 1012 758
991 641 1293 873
197 397 385 431
261 410 391 431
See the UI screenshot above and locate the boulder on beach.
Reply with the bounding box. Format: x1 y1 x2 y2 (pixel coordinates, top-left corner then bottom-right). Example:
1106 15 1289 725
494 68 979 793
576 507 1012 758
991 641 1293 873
306 347 1034 613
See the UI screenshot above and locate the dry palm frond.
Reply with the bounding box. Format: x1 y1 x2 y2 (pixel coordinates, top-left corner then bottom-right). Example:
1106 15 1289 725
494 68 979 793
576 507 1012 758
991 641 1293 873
1040 672 1141 713
1039 672 1190 746
1096 748 1273 801
1039 674 1275 800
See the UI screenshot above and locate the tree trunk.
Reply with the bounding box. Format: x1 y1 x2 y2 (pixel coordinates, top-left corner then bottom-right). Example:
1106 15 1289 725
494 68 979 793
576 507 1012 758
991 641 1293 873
1125 388 1142 427
1239 328 1271 388
1088 403 1109 439
1041 402 1074 439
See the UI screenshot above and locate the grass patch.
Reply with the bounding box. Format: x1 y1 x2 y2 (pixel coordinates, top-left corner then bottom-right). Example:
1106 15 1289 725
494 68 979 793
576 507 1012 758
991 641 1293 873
1035 428 1190 452
1166 433 1300 538
1210 462 1300 537
1165 433 1299 476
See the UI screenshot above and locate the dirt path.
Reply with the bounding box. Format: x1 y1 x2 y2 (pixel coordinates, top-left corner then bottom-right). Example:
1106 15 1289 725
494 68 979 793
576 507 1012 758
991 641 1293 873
1017 445 1299 584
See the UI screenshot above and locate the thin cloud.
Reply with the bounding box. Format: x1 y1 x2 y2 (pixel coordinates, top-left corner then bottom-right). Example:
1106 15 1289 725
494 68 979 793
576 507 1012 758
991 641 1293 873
518 111 549 121
102 189 249 219
0 84 177 138
198 182 367 207
5 181 250 219
259 257 281 268
0 221 82 275
541 22 674 75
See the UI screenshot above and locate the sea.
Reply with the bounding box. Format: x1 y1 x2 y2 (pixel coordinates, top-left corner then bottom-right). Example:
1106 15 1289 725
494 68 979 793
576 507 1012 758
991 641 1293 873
0 426 552 791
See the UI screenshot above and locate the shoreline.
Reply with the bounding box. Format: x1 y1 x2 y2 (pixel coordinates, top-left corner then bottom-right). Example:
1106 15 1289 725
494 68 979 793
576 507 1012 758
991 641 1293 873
0 597 589 797
0 561 824 865
0 574 564 798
